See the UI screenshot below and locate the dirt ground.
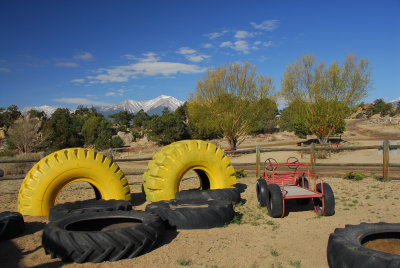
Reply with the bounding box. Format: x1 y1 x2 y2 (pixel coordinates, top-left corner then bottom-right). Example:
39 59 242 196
0 118 399 267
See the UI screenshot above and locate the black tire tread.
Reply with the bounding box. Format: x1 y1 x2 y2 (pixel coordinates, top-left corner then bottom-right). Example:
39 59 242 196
146 199 234 229
42 210 164 263
49 199 132 221
256 178 268 206
267 184 283 218
314 183 335 216
327 222 400 268
175 188 240 203
0 211 25 241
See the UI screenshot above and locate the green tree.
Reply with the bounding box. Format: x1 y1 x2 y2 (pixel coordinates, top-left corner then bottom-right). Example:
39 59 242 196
41 108 84 150
366 99 394 117
109 111 134 128
146 108 190 145
81 115 112 145
0 105 22 128
187 61 275 149
111 136 124 148
27 109 46 119
280 54 372 144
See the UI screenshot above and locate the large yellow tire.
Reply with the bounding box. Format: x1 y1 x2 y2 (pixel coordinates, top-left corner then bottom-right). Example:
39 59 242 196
18 148 131 216
143 140 236 201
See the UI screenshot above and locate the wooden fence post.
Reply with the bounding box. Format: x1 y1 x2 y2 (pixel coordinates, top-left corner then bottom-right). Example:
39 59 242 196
310 143 315 174
383 140 389 181
256 145 261 178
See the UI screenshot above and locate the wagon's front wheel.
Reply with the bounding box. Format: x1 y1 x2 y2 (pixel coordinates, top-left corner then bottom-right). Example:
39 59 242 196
256 178 268 206
313 183 335 216
266 184 283 218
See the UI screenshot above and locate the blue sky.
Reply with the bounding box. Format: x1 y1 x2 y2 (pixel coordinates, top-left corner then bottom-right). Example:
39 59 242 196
0 0 399 110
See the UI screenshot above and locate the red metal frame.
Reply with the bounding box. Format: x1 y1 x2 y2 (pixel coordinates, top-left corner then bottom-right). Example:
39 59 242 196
262 161 326 217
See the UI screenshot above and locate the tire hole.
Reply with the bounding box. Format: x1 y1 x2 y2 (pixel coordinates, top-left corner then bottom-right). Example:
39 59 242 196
66 218 142 231
56 181 99 205
362 232 400 255
179 170 210 191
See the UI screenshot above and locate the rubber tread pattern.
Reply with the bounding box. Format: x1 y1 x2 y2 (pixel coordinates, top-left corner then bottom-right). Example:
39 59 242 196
0 211 25 241
42 210 165 263
327 222 400 268
175 188 240 203
256 178 268 206
145 199 234 229
49 199 132 221
266 184 283 218
314 182 335 216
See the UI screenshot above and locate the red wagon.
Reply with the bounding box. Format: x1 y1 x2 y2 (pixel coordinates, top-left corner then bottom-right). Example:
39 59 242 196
256 157 335 218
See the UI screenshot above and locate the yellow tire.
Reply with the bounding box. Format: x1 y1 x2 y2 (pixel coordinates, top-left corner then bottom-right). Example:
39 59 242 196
18 148 131 216
143 140 236 201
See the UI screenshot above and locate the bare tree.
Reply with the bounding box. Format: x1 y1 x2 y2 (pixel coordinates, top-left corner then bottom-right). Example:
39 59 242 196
8 117 40 153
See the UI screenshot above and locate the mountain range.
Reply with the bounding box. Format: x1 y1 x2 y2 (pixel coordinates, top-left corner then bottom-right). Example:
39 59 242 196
21 95 184 117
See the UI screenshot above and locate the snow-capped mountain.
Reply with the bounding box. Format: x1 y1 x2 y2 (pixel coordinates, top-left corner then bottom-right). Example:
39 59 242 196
21 105 59 117
390 97 400 106
98 95 184 116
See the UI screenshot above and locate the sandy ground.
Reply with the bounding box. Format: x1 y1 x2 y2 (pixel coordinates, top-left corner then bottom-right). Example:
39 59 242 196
0 118 399 267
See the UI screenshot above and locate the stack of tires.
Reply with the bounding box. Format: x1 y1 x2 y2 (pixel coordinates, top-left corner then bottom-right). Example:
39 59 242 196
42 187 241 263
15 141 241 263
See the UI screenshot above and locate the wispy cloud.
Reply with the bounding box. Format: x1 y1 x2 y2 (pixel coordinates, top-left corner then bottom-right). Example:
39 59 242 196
55 62 79 68
177 47 210 62
106 92 115 96
220 40 251 54
251 20 279 31
71 78 85 83
206 30 229 40
234 30 257 39
53 97 111 106
83 52 206 84
0 67 10 72
202 43 213 48
74 52 94 61
263 41 273 47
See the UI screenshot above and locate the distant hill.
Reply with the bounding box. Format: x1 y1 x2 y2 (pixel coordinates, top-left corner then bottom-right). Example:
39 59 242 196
21 95 184 117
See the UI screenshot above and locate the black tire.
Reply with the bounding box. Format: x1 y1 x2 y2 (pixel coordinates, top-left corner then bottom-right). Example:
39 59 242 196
266 184 283 218
256 178 268 206
146 199 234 229
175 188 240 203
296 176 311 205
0 211 25 241
313 183 335 216
42 210 165 263
49 199 132 222
327 222 400 268
0 168 4 177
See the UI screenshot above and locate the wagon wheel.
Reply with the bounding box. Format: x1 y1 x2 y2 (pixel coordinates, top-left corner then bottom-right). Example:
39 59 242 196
286 157 299 169
265 158 278 171
313 183 335 216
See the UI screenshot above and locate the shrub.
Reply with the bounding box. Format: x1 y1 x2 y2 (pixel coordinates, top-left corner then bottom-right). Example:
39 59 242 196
233 169 247 178
111 136 124 148
343 171 364 181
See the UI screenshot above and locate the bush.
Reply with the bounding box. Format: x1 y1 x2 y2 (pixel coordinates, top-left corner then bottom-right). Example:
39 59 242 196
233 169 247 178
111 136 124 148
343 171 364 181
116 125 127 132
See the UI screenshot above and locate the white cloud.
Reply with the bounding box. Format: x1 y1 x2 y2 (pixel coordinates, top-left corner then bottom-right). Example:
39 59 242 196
177 47 197 55
177 47 210 62
85 52 206 84
220 41 233 48
251 20 279 31
206 30 228 39
234 30 257 39
56 62 79 68
220 40 251 54
117 89 125 96
74 52 94 61
53 98 111 106
106 92 115 96
254 41 261 45
263 41 273 47
71 78 85 83
203 43 213 48
0 67 10 72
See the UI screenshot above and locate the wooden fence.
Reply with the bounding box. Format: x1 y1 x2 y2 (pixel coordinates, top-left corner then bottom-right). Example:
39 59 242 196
0 140 399 181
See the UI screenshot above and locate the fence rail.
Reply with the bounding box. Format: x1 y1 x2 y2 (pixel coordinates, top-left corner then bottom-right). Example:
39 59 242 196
1 140 399 181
